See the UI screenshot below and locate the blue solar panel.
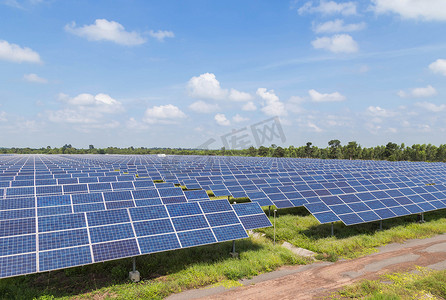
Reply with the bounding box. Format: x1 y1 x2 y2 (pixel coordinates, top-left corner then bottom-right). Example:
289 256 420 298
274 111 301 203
89 223 135 243
87 209 130 227
132 189 159 199
63 184 88 194
212 224 248 242
166 202 201 217
133 219 174 236
37 195 71 207
38 205 72 217
92 239 140 262
206 211 239 227
239 214 271 230
338 213 363 225
313 211 340 223
39 246 92 272
232 202 264 216
105 200 134 210
177 229 216 248
184 190 210 201
73 203 105 213
129 205 169 221
0 235 36 256
138 233 181 253
0 197 34 210
304 202 330 214
39 213 86 232
103 191 133 202
0 253 36 278
158 187 184 198
39 229 89 251
171 215 209 231
0 218 36 237
0 208 35 220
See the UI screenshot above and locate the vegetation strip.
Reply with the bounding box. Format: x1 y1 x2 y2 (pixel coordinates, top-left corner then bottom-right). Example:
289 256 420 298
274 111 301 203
332 267 446 299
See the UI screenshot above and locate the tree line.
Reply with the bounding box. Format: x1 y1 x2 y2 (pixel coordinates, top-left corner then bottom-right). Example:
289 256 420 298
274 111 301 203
1 141 446 162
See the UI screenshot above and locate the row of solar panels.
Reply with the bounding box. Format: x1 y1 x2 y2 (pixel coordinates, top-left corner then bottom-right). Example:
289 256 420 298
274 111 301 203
0 200 271 278
1 165 445 195
0 188 212 219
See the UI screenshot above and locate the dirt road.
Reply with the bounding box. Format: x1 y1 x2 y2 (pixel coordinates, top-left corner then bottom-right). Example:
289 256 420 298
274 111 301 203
167 234 446 300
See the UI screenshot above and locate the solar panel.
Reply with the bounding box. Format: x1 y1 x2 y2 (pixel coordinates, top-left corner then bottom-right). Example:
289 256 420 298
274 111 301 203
3 153 446 279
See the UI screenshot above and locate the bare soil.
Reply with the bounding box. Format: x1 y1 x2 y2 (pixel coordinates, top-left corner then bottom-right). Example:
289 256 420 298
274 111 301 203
196 234 446 300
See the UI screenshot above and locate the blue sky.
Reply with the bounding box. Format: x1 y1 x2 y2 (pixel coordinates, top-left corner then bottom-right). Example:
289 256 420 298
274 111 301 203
1 0 446 149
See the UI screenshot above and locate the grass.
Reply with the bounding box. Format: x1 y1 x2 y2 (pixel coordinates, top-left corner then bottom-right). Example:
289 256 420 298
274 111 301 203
0 235 305 300
331 267 446 299
257 207 446 260
2 206 446 299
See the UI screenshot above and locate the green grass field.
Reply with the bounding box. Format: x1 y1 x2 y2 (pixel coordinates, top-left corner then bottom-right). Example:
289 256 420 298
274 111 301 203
2 207 446 300
331 267 446 299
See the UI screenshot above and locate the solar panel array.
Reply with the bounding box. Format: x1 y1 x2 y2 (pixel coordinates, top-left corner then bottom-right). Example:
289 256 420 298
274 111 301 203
1 154 446 278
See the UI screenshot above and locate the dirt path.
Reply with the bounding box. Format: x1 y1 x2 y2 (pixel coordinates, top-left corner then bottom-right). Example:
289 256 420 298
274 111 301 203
167 234 446 300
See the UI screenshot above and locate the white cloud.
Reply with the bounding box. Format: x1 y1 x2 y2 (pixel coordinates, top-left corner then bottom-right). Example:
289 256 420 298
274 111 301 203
85 120 120 129
312 34 358 53
214 113 230 126
398 85 437 98
307 121 323 132
144 104 186 124
148 30 175 41
286 96 306 113
187 73 227 100
48 92 124 125
242 101 257 111
415 102 446 112
65 19 146 46
429 59 446 76
126 117 148 130
256 88 287 116
0 40 41 63
313 19 366 33
299 1 357 16
189 100 220 113
0 111 7 122
59 93 124 114
24 73 47 83
187 73 251 102
232 114 249 123
372 0 446 21
228 89 253 101
47 108 98 124
309 89 346 102
366 106 396 117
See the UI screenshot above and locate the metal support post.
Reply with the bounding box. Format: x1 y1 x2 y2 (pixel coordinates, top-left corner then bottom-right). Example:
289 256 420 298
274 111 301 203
230 240 238 258
331 222 334 237
133 257 136 272
379 220 383 231
129 257 140 282
273 209 277 245
268 206 271 217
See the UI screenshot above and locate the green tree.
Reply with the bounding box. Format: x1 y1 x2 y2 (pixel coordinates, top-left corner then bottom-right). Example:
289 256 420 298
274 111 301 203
384 142 398 160
344 141 360 160
272 146 285 157
258 146 269 157
247 146 257 157
328 139 341 159
305 142 313 158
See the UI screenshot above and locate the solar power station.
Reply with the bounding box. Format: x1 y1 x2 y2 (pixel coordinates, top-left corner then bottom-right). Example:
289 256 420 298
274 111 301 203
2 154 446 279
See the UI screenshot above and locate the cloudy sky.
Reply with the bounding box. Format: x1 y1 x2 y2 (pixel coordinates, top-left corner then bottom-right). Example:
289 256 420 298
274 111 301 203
1 0 446 149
